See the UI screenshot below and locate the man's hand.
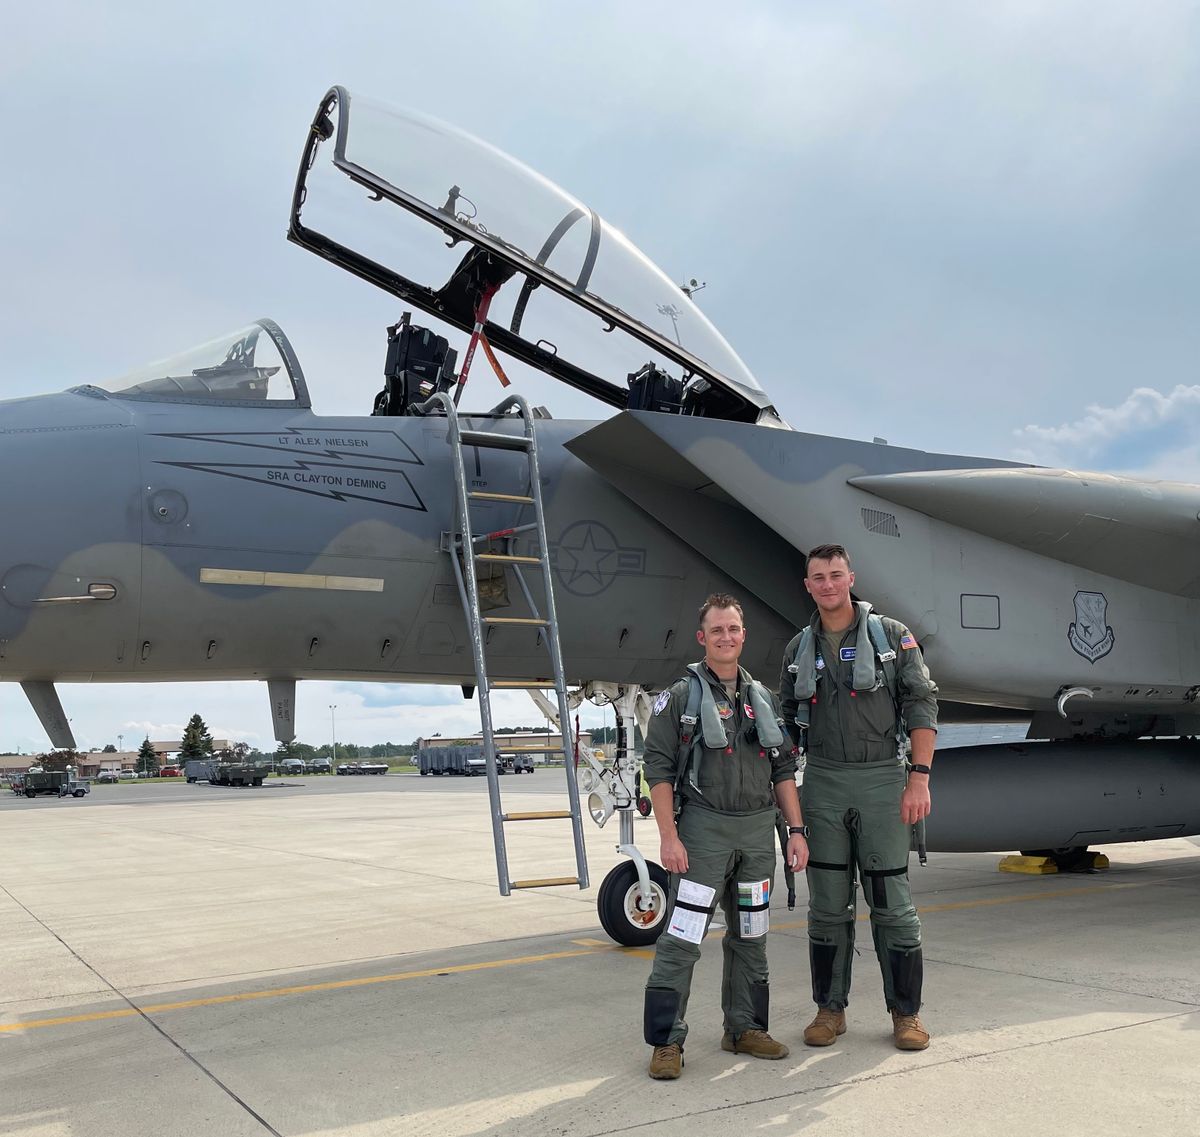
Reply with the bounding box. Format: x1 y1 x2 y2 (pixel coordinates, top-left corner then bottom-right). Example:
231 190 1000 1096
660 833 689 874
900 777 931 825
786 834 809 872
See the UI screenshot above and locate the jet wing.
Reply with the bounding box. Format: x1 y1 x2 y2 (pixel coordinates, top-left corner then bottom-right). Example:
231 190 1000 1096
567 411 1014 627
851 467 1200 597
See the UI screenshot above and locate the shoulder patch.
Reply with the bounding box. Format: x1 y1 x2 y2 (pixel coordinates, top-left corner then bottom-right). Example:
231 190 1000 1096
900 633 918 650
653 689 672 715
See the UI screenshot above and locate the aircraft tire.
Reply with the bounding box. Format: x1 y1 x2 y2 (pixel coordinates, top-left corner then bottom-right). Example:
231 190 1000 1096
597 860 669 947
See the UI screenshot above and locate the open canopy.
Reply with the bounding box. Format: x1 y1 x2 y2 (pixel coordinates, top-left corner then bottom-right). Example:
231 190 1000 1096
289 86 782 425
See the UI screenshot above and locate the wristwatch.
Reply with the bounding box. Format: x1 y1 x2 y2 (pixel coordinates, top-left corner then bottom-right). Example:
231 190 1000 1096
908 763 932 777
788 825 810 838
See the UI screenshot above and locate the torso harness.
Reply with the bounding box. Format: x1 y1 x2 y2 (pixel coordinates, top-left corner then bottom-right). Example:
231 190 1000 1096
787 602 907 761
673 663 785 804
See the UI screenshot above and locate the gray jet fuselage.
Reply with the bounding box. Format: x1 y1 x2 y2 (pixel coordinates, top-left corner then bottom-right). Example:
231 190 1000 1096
4 384 1199 744
0 391 791 689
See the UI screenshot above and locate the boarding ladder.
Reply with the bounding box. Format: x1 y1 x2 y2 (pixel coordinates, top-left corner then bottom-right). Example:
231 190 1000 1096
416 391 588 895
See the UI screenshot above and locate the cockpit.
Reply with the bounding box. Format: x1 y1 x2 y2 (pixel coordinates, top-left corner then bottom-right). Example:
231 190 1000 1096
72 320 311 408
288 86 785 426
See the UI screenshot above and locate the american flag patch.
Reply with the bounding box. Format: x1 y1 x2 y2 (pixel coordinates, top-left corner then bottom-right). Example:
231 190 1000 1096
900 633 918 650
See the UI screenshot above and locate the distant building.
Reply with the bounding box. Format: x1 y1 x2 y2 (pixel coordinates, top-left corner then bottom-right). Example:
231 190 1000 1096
78 750 137 777
0 751 139 777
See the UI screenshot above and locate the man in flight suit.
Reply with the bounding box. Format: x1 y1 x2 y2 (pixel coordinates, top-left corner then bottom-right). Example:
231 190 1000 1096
642 594 808 1080
780 544 939 1051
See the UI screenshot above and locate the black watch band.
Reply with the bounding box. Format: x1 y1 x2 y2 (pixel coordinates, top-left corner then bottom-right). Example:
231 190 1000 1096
788 826 810 837
908 764 932 776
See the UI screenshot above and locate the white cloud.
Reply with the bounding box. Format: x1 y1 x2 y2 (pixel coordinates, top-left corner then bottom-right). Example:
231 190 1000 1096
1012 384 1200 478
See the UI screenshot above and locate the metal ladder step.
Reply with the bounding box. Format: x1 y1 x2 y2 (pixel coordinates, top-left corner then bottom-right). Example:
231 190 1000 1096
468 491 535 503
482 616 548 626
476 552 542 565
504 810 573 821
459 429 531 452
511 877 580 890
495 744 567 753
490 680 556 688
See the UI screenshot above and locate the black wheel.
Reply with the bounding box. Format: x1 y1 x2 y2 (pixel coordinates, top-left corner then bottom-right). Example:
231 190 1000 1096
74 789 85 797
597 860 670 947
253 777 264 787
25 788 35 798
636 794 652 818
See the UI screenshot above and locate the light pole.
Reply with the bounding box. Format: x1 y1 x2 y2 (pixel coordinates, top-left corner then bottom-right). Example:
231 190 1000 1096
329 704 338 770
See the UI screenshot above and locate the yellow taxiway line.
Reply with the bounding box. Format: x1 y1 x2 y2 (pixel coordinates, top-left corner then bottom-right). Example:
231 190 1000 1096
0 875 1169 1035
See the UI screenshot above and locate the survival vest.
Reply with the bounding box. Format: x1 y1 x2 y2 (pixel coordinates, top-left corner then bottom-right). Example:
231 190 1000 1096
673 663 784 801
787 603 906 757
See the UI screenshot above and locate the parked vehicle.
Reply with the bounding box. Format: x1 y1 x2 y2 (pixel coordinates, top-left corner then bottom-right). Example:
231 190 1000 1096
417 746 486 776
96 770 120 784
185 758 267 786
21 770 90 798
278 758 306 776
308 757 333 774
159 766 182 777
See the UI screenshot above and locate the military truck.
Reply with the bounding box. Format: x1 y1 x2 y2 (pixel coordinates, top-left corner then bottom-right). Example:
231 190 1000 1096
418 746 482 776
417 746 530 775
185 758 267 786
20 769 89 798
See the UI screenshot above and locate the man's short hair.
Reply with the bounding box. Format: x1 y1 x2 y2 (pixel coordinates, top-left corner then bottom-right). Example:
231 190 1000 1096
805 543 851 576
698 593 744 628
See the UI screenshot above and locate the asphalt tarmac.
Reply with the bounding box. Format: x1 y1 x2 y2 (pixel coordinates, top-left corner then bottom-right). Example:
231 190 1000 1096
2 770 1197 1136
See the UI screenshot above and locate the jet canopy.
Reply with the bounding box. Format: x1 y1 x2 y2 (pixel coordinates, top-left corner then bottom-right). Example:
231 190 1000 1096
289 85 781 424
77 320 310 408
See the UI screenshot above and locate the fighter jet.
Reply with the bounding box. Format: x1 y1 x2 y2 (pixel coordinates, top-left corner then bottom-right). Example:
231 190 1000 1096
2 85 1198 944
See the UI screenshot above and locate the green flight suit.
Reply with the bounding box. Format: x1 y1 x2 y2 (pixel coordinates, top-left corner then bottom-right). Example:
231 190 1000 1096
780 608 938 1015
642 663 797 1048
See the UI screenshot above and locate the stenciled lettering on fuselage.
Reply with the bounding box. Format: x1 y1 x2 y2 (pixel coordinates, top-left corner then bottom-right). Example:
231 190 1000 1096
1068 590 1116 664
150 429 427 511
552 519 646 597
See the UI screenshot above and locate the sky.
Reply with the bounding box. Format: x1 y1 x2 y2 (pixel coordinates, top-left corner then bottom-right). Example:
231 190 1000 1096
1 1 1198 753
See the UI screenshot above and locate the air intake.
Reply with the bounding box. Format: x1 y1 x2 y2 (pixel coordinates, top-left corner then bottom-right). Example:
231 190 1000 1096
861 507 900 538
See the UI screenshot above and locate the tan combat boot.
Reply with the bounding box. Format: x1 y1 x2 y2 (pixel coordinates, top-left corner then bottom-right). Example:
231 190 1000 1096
803 1007 847 1047
891 1010 930 1051
648 1043 683 1079
721 1029 790 1059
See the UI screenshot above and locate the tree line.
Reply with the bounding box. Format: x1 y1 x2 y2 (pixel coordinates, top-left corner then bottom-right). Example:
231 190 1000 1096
25 711 420 773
